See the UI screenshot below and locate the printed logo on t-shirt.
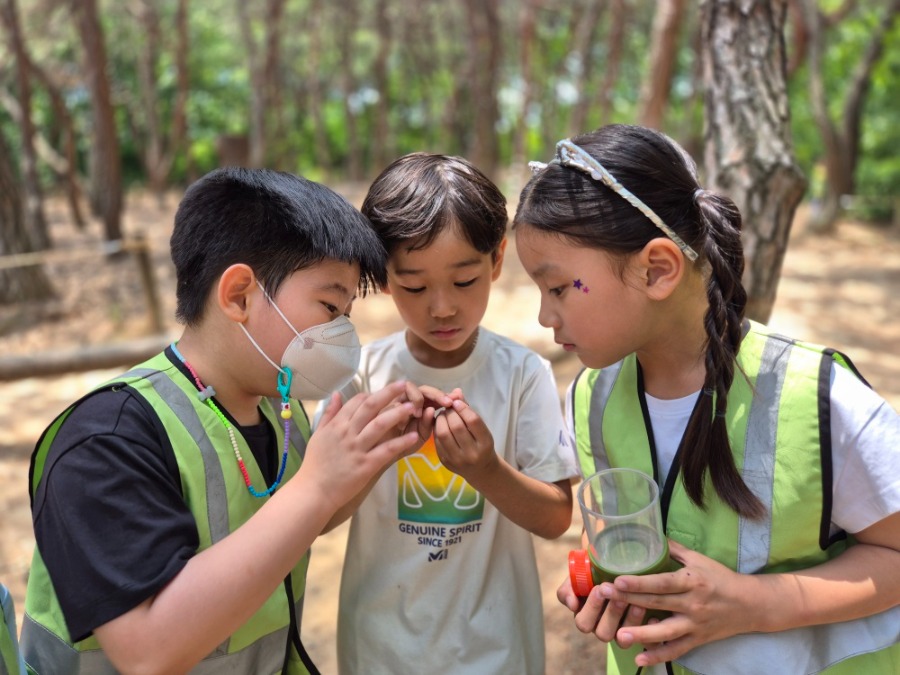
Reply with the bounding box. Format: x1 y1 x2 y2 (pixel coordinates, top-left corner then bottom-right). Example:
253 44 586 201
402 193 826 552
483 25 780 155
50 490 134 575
398 434 484 524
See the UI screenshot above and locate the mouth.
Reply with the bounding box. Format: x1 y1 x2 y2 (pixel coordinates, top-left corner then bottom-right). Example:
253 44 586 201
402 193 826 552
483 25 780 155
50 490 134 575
556 340 576 352
431 328 462 341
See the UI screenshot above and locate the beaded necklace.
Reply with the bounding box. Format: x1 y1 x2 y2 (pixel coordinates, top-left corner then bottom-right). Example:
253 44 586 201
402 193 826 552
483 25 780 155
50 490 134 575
171 342 292 498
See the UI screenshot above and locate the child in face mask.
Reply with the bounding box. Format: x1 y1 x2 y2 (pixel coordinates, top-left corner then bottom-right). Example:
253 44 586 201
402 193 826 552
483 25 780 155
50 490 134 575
327 153 579 675
22 168 431 674
514 124 900 675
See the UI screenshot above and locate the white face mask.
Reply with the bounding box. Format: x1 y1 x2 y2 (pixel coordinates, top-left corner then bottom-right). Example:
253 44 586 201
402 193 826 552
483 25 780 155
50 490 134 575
241 284 361 400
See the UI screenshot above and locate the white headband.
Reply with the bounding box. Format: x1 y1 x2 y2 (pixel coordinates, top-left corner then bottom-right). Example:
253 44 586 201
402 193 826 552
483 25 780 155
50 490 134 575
530 140 699 263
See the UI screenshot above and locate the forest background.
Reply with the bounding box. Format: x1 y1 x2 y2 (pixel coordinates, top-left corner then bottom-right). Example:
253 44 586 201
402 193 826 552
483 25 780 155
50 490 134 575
0 0 899 672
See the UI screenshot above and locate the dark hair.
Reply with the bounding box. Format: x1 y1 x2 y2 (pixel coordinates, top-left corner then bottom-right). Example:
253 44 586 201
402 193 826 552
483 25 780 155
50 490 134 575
514 124 763 519
361 152 507 257
171 167 387 325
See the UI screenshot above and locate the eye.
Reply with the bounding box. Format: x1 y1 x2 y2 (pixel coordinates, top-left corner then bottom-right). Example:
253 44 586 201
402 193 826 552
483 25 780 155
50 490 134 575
401 286 425 294
548 285 567 297
323 302 339 314
454 278 478 288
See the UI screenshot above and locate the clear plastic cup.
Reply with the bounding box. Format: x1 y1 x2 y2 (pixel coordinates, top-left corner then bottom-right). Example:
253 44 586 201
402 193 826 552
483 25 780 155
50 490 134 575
569 468 672 596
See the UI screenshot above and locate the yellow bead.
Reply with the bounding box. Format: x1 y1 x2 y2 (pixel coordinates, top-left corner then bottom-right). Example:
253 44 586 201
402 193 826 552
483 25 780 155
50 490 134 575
281 409 292 420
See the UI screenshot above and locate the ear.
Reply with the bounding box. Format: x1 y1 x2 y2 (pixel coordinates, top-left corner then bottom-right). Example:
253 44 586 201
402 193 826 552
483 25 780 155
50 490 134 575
217 264 257 322
636 238 684 301
490 238 508 282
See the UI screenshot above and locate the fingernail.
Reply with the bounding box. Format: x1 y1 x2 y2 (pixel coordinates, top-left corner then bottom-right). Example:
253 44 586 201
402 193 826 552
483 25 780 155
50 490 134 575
599 586 613 599
452 400 465 410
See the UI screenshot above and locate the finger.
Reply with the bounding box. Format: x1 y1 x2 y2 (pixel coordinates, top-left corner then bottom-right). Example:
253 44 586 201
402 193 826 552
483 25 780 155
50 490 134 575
345 381 410 432
316 392 343 428
414 410 436 445
448 399 490 439
613 567 684 595
448 387 465 401
404 381 424 418
572 585 607 636
418 385 454 409
593 594 628 642
357 401 418 446
635 635 695 668
616 613 686 652
556 576 583 613
621 604 647 629
365 431 422 469
435 409 471 453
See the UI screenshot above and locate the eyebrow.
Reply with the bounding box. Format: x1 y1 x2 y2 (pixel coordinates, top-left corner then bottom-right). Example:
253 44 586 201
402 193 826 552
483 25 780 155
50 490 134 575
316 282 356 300
528 261 560 279
392 257 483 276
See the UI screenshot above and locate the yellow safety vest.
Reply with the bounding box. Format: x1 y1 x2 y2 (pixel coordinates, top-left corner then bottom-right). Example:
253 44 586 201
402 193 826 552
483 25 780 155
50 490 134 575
572 322 900 674
22 353 314 674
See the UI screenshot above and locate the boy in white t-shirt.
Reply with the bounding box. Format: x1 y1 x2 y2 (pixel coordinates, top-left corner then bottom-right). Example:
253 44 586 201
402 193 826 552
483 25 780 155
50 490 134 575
333 153 578 674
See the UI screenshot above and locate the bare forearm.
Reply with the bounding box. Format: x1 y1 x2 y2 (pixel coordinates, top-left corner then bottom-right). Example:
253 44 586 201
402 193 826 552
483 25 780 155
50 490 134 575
95 471 335 674
322 467 388 533
750 542 900 633
466 462 573 539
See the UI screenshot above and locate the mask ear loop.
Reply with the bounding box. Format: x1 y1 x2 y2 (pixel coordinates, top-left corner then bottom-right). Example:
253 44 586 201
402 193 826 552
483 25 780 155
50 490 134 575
257 280 303 339
250 279 297 405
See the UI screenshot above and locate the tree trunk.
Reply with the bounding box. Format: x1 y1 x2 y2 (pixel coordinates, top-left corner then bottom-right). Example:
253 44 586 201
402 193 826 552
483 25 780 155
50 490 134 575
701 0 807 323
171 0 190 180
131 0 189 199
72 0 123 242
463 0 501 177
598 0 629 126
28 61 87 229
306 0 331 172
0 130 54 304
568 0 606 136
638 0 687 131
338 0 362 180
0 0 49 250
262 0 286 169
512 0 538 168
371 0 393 172
803 0 900 233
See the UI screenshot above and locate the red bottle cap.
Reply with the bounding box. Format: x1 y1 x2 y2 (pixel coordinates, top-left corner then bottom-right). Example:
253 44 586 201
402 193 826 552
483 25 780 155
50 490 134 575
568 549 595 598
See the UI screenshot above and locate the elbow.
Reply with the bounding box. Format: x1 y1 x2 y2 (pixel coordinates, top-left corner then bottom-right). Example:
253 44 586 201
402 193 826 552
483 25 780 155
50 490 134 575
536 509 575 540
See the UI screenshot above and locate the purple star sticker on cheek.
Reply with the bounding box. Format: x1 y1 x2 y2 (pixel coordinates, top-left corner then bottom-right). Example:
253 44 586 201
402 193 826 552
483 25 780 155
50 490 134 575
573 279 589 293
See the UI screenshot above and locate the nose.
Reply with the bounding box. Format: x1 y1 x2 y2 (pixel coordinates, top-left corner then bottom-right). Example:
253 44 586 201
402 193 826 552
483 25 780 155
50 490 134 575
429 289 456 319
537 296 559 330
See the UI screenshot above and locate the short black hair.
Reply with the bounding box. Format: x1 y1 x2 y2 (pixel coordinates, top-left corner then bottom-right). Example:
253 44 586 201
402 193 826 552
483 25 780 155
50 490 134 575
360 153 507 258
171 167 387 325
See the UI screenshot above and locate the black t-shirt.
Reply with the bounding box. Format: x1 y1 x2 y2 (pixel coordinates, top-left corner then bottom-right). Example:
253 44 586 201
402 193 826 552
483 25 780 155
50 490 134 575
31 349 278 642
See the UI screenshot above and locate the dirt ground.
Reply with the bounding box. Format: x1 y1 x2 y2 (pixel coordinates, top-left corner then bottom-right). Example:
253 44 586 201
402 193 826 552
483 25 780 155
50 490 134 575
1 189 899 674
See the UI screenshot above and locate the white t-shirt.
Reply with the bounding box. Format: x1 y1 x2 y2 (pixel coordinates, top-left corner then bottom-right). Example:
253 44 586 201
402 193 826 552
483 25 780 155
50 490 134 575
565 362 900 675
333 329 578 675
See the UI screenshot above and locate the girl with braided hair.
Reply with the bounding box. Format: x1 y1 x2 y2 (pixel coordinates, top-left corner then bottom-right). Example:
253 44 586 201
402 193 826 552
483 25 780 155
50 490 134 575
514 124 900 675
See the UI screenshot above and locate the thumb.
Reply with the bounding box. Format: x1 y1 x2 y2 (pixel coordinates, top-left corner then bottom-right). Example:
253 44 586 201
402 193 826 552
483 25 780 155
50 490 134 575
667 538 693 564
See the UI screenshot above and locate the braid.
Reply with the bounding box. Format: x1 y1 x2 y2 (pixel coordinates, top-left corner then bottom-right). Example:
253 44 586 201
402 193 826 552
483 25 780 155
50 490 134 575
680 192 764 519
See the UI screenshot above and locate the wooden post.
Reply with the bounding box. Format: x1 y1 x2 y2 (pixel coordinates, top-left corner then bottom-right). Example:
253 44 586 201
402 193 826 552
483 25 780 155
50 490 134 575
131 231 164 334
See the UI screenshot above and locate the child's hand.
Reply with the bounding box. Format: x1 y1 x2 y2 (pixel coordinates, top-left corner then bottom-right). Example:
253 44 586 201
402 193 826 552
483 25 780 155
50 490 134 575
557 575 648 643
305 381 421 512
432 397 498 480
385 383 458 454
599 540 757 668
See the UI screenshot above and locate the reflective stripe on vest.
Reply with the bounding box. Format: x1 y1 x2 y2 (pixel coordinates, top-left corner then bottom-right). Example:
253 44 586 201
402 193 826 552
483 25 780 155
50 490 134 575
1 586 23 675
574 323 900 674
22 354 311 674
